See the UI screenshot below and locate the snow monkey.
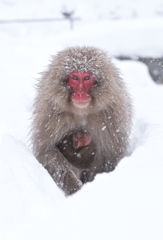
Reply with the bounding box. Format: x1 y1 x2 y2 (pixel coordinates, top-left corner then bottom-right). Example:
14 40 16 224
31 46 132 195
57 131 96 183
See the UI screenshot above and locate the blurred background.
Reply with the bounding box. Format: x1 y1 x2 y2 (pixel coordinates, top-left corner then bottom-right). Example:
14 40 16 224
0 0 163 83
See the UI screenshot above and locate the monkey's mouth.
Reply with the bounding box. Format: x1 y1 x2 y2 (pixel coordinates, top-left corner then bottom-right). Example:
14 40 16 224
72 100 90 108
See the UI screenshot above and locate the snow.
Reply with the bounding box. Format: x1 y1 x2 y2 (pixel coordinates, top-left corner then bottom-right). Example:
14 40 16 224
0 0 163 239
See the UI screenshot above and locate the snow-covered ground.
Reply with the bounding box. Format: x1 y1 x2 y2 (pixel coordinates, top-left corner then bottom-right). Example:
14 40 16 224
0 1 163 239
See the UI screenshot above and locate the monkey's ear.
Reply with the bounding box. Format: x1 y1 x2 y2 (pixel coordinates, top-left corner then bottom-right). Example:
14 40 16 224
61 77 68 85
94 79 98 86
93 78 102 87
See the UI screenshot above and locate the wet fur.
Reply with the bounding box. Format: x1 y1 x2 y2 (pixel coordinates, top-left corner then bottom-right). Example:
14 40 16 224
31 46 132 195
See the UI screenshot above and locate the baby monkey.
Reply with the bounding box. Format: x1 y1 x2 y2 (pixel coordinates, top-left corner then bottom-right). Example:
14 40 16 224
57 131 96 183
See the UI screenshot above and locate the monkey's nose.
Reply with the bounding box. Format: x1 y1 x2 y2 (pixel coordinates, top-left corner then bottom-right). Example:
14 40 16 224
76 91 85 97
76 86 85 97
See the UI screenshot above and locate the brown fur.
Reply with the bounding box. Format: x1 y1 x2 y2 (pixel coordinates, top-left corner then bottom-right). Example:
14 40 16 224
31 46 132 195
57 133 96 175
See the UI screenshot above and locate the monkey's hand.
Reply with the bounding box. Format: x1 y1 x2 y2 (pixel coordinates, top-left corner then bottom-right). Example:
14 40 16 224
58 168 83 196
39 147 83 196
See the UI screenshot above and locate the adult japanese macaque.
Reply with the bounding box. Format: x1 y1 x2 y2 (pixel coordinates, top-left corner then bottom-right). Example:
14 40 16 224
31 46 132 195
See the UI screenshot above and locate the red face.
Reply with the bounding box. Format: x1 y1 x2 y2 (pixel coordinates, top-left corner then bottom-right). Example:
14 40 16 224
68 72 95 108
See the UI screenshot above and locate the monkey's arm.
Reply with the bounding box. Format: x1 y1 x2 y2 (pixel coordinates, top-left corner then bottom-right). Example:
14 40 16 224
37 146 83 195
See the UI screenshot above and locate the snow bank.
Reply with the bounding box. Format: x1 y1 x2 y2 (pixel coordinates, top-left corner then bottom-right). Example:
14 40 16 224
0 57 163 239
0 0 163 239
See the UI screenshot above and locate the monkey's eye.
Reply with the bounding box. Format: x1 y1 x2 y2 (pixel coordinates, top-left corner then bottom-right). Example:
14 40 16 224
72 75 78 80
84 76 90 81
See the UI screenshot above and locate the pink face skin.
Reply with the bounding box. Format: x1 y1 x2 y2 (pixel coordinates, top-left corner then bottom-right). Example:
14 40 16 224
68 71 95 108
72 132 92 150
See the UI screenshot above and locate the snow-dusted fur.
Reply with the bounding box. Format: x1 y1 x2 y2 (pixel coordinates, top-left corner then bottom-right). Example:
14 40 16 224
31 46 132 195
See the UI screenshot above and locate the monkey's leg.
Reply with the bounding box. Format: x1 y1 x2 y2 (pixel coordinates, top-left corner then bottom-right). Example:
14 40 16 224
38 147 83 195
